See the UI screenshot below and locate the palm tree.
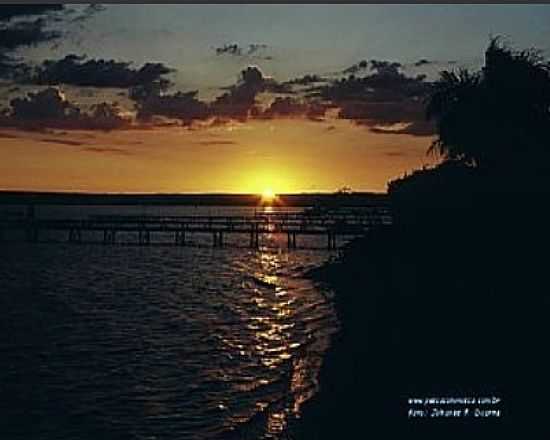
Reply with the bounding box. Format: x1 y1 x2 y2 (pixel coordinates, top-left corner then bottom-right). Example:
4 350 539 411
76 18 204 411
426 69 483 166
426 38 550 174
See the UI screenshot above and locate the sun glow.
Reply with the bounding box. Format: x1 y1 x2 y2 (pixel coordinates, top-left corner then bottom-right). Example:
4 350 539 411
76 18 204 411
239 167 297 196
261 188 276 203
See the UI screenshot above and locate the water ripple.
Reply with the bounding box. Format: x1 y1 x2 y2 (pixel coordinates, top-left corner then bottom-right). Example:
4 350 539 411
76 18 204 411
0 238 338 440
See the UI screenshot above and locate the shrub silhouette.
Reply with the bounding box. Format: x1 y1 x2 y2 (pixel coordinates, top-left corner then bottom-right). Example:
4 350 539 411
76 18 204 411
426 37 550 175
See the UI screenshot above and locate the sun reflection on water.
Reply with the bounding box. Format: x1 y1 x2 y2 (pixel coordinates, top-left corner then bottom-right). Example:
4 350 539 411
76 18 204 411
217 247 338 439
255 250 324 436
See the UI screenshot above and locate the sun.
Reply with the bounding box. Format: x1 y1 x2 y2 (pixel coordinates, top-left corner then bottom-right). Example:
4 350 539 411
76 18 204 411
261 188 276 203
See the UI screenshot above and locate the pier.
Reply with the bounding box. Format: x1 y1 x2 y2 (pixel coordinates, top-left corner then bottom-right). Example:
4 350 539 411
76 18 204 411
0 209 392 250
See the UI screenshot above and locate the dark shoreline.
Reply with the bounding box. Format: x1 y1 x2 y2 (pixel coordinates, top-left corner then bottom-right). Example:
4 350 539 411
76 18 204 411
296 228 406 438
296 215 550 438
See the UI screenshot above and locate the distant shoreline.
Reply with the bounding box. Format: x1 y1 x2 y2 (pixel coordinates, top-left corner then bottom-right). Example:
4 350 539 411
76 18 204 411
0 191 388 207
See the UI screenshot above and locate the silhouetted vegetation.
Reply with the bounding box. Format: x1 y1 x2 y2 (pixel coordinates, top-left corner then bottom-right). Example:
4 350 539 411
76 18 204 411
300 39 550 438
428 38 550 172
391 38 550 185
388 38 550 225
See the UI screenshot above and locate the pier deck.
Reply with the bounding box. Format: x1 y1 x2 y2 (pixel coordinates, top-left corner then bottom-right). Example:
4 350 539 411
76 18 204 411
0 210 392 249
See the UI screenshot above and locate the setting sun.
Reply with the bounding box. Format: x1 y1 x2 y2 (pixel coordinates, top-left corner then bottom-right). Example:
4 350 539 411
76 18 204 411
261 188 276 203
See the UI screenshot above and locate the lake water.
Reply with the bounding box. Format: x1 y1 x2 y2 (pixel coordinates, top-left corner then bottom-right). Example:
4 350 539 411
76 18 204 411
0 206 341 439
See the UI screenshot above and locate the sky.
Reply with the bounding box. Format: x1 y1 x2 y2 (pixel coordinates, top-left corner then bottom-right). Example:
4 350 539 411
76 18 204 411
1 4 549 193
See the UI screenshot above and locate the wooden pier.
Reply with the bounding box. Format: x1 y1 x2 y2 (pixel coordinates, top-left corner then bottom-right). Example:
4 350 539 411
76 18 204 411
0 210 392 250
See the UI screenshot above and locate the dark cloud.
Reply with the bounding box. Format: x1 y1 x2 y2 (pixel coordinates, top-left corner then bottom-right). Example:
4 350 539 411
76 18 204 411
212 66 282 120
337 59 404 79
247 43 268 55
39 138 85 146
214 42 271 59
239 65 265 85
338 100 425 125
0 8 63 80
258 97 330 122
127 65 300 125
31 54 174 88
284 74 326 86
342 59 368 75
261 97 308 118
10 87 78 121
82 146 132 155
414 59 432 67
128 80 170 102
267 82 293 94
0 131 18 139
0 5 100 80
370 60 403 76
0 5 64 22
215 43 242 56
197 140 237 146
1 87 131 131
308 59 434 135
0 18 61 51
0 52 24 80
126 65 328 126
134 90 209 124
306 100 332 121
0 52 437 136
86 102 132 130
0 6 66 60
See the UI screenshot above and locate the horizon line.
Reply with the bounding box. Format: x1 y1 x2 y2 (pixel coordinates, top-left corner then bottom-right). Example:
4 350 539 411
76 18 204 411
0 189 387 196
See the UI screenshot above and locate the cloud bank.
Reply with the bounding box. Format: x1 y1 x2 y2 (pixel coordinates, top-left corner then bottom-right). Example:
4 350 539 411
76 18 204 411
1 50 436 136
1 87 131 131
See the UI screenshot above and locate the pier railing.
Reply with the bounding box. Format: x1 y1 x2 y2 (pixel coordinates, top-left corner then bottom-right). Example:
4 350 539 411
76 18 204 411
0 210 392 249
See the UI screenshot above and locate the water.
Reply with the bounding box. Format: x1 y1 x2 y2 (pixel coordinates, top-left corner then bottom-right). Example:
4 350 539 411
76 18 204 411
0 206 340 439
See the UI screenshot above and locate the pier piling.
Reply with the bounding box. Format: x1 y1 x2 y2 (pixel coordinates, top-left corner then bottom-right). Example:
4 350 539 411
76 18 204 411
175 230 186 246
0 210 389 249
327 232 337 250
68 228 82 243
139 229 150 245
103 229 116 244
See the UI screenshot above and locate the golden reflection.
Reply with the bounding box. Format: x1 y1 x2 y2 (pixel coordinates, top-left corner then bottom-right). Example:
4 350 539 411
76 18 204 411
248 249 294 437
267 410 287 435
226 248 330 438
290 357 317 415
251 251 293 371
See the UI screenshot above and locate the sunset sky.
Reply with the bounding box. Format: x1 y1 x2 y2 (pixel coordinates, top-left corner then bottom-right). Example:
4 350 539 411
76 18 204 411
1 4 549 193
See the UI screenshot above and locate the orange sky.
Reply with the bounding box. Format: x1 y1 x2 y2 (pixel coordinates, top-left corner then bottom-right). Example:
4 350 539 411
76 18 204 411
0 5 547 194
0 118 434 194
